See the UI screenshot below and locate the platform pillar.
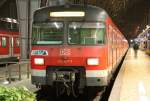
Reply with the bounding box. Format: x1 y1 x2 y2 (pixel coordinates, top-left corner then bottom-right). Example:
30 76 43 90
16 0 40 60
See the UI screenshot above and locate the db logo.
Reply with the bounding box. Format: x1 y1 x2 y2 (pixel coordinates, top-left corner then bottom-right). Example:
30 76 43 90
60 48 71 56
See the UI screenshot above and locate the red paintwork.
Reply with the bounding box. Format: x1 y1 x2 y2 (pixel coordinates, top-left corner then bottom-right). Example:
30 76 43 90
31 45 108 70
105 16 128 70
31 16 128 76
0 36 9 55
0 29 20 59
0 30 10 55
13 36 20 55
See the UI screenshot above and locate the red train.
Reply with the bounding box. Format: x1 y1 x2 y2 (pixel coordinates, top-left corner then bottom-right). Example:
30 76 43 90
31 4 128 96
0 18 20 62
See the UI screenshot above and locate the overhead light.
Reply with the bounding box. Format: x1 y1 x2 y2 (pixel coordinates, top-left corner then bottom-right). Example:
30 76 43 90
0 18 18 23
146 25 150 29
130 39 133 42
143 30 145 32
12 19 17 23
73 26 76 29
6 18 12 22
50 11 85 17
54 22 59 29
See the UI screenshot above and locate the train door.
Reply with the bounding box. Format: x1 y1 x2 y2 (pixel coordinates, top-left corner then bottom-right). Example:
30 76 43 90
115 33 118 65
13 37 20 55
0 36 9 56
108 25 113 72
116 34 119 61
119 37 121 56
113 30 117 68
9 37 14 57
116 32 118 64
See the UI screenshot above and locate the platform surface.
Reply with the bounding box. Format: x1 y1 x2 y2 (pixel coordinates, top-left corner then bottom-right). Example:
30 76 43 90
0 63 38 92
109 48 150 101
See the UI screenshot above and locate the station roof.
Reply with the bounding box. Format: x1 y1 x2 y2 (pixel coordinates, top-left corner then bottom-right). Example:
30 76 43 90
0 0 149 40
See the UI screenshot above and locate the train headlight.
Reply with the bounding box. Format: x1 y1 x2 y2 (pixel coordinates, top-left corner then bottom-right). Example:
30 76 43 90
87 58 99 65
34 58 44 65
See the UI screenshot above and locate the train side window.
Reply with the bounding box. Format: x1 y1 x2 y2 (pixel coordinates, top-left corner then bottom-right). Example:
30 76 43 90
108 25 113 45
0 37 1 47
2 37 7 47
16 38 20 47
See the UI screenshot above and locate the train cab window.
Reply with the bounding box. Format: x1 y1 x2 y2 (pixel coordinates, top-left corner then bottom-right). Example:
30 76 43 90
1 37 7 47
68 22 105 45
32 22 64 45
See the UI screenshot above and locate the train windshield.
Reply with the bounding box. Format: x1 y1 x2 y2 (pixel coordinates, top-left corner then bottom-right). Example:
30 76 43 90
32 22 63 45
68 22 105 45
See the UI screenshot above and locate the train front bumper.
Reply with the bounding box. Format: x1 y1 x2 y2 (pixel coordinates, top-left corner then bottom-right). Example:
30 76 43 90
86 69 110 86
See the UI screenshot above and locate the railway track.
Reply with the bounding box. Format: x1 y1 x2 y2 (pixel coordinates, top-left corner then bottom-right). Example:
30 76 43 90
36 78 115 101
36 89 103 101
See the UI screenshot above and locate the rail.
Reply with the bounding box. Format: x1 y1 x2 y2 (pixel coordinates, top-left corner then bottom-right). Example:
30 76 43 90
0 59 30 84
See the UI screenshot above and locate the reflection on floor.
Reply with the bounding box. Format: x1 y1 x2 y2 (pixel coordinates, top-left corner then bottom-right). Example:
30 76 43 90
109 48 150 101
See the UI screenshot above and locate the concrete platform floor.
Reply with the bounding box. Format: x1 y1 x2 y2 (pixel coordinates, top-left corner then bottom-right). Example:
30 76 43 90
0 63 38 92
109 48 150 101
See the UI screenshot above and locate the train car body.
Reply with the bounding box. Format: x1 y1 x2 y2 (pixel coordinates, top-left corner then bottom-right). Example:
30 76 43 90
31 4 128 96
0 20 20 62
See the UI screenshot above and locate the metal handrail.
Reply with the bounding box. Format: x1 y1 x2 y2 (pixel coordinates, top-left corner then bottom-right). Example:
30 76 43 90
0 60 30 84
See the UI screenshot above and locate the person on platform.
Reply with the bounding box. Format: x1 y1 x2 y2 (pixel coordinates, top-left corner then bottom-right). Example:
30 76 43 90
133 42 139 58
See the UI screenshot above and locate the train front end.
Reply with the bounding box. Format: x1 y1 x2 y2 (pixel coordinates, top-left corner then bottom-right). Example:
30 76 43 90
31 5 109 96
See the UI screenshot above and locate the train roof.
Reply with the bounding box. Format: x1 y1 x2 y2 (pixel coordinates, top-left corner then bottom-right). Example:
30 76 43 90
33 4 108 23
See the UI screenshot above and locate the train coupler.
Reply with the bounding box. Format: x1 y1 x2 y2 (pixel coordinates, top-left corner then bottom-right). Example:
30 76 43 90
52 71 76 82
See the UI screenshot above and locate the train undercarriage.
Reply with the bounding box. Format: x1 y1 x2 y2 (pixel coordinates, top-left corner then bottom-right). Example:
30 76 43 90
46 66 85 97
33 66 106 98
